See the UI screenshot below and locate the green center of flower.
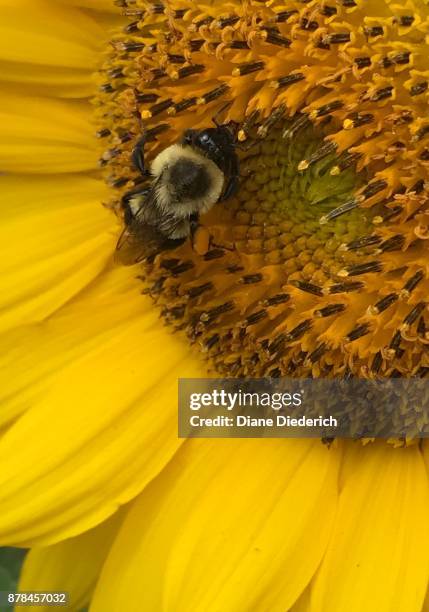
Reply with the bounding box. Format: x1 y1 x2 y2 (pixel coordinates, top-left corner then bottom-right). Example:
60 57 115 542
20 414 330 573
230 124 368 276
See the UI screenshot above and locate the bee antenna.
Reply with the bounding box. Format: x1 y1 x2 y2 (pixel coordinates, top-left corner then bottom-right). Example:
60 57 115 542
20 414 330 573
212 100 234 127
234 137 258 152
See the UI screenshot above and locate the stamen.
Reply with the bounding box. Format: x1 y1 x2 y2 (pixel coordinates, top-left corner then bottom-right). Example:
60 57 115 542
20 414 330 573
319 198 359 224
389 331 402 350
320 6 337 17
262 29 292 48
400 270 424 298
123 19 140 32
355 56 371 69
286 319 312 341
315 303 346 317
342 234 382 251
347 323 371 341
417 366 429 378
203 249 225 261
327 281 364 294
401 302 426 330
96 128 111 138
246 310 268 326
189 40 204 52
141 98 173 118
200 301 235 323
397 15 414 26
413 125 429 142
171 64 205 80
300 18 319 31
371 351 383 373
308 343 328 363
135 92 159 103
282 114 310 139
274 10 298 23
241 273 263 284
216 15 240 29
197 84 230 105
170 8 186 18
364 26 384 38
343 113 374 130
232 61 265 77
338 261 383 276
205 334 220 350
187 282 213 298
410 82 428 96
99 83 114 93
167 54 186 64
290 280 323 296
321 32 351 45
376 234 405 253
309 100 343 119
330 152 362 175
418 317 426 336
168 97 197 115
147 3 164 15
268 334 287 354
370 293 398 314
257 105 286 138
372 206 402 224
170 261 194 276
298 140 337 171
270 73 305 90
370 86 393 101
238 110 260 141
229 41 250 49
144 124 169 141
361 180 388 200
263 294 290 306
192 16 213 30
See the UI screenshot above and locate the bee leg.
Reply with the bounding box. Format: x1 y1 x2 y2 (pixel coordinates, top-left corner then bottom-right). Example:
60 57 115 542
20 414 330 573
131 134 151 177
234 139 258 152
189 213 200 241
219 175 239 201
212 101 234 127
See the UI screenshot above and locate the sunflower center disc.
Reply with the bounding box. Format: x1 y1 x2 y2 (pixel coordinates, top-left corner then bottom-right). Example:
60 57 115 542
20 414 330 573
95 0 429 399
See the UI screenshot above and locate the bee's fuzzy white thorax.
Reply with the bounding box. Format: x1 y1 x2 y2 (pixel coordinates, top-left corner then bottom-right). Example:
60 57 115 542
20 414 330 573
150 144 224 216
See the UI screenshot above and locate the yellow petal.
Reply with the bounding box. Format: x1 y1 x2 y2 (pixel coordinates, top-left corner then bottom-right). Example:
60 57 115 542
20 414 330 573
289 587 311 612
0 0 104 68
312 442 429 612
16 510 124 612
0 175 116 333
0 95 98 172
91 439 339 612
58 0 120 13
423 589 429 612
0 260 166 427
0 64 96 98
0 0 116 97
0 264 144 426
0 266 206 547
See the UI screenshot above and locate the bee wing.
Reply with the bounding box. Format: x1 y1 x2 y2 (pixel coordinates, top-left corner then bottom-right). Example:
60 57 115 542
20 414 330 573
115 222 171 265
115 186 187 265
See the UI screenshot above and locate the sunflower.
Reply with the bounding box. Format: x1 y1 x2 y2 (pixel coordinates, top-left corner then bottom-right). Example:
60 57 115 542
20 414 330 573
2 0 429 610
